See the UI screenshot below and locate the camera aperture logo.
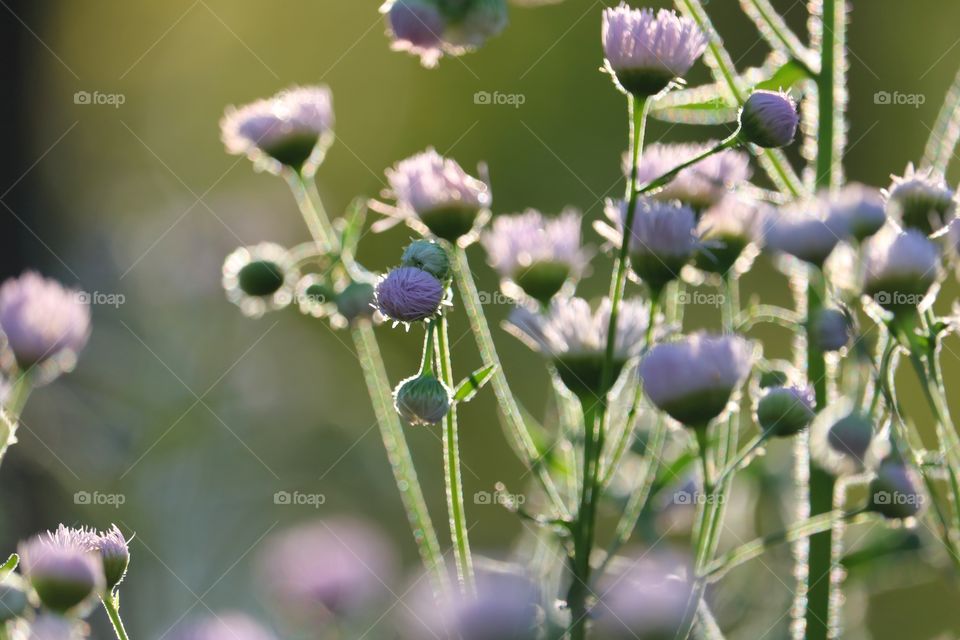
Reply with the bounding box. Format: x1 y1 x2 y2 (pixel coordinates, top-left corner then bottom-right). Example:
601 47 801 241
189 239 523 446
873 90 925 109
474 91 526 109
74 491 126 508
274 490 326 508
74 90 126 109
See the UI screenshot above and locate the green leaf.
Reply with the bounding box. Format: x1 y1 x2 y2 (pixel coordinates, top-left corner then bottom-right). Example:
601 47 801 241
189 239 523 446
0 554 18 579
453 363 497 403
338 197 367 257
752 59 814 93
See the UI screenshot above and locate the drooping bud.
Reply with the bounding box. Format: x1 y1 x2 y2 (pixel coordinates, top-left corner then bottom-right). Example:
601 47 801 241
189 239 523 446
738 91 799 149
394 374 452 425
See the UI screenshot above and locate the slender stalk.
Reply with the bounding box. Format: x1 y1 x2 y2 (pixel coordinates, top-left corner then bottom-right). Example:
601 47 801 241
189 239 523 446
923 61 960 174
351 322 450 596
568 397 602 640
635 134 739 198
287 171 337 251
101 594 130 640
450 245 569 517
739 0 817 72
0 370 34 469
436 314 475 593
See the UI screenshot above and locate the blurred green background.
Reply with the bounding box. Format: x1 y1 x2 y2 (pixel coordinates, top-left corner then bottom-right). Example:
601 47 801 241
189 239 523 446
3 0 960 637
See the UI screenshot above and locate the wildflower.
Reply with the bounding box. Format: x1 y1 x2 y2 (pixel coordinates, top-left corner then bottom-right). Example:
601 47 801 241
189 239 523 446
640 333 755 427
90 525 130 592
0 272 90 374
885 164 956 235
393 373 452 425
764 199 843 266
258 519 395 617
738 90 799 148
506 297 650 397
377 149 491 242
695 196 767 274
220 86 334 175
598 198 698 294
632 143 752 212
334 281 377 327
868 454 923 520
170 612 277 640
22 614 87 640
19 525 104 614
811 403 874 475
863 225 940 316
401 239 451 281
222 243 296 318
757 385 815 438
811 308 850 352
480 209 589 305
828 183 887 241
602 5 707 97
375 267 445 323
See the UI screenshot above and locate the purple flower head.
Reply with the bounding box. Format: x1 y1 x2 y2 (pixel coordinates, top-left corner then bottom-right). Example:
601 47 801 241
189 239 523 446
599 198 698 292
221 85 334 174
91 525 130 591
631 143 752 212
695 196 768 274
764 199 843 266
24 614 87 640
222 243 296 319
0 272 90 374
393 373 452 425
863 225 940 313
640 333 755 427
19 525 104 614
885 163 956 235
258 518 395 618
868 457 924 520
828 183 887 241
481 208 589 304
738 90 799 148
171 612 277 640
378 148 491 242
375 266 445 323
757 384 816 438
810 401 875 476
602 5 707 97
812 308 850 352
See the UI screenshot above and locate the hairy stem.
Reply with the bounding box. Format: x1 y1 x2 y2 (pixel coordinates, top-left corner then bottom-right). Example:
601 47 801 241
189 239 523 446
102 594 131 640
568 397 602 640
287 171 337 251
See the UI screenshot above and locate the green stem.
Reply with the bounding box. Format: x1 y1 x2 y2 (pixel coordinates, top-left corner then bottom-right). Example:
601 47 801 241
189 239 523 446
568 397 602 640
101 594 130 640
635 134 740 198
0 371 34 469
436 314 475 594
351 323 450 597
450 245 569 517
287 170 337 251
923 61 960 174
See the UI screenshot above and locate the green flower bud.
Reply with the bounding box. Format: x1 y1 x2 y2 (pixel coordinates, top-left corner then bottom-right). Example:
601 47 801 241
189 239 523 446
757 386 815 438
394 374 452 425
401 240 451 280
0 582 28 622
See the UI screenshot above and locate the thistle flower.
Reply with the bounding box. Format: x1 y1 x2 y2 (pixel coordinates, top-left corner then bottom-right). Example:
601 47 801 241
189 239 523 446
868 456 923 520
811 308 850 352
220 86 334 175
505 297 650 397
598 198 698 293
170 612 277 640
601 5 707 97
375 267 445 323
401 239 451 281
640 333 755 427
222 243 296 318
480 209 589 305
393 373 452 425
757 385 815 438
738 90 799 148
19 526 104 614
764 199 843 266
631 143 752 212
258 519 395 617
377 149 491 242
863 225 940 316
695 196 767 274
22 614 86 640
90 525 130 592
885 164 956 235
811 403 874 475
0 272 90 374
828 183 887 241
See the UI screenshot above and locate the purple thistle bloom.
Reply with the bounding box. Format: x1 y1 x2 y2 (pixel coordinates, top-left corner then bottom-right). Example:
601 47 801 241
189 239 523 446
863 225 940 313
738 90 799 148
481 208 589 304
19 525 105 614
170 612 278 640
602 4 707 97
764 199 844 266
375 266 445 323
827 183 887 241
885 163 957 235
220 86 334 175
631 143 752 211
90 525 130 591
640 333 755 427
696 196 768 274
0 272 90 374
257 518 395 617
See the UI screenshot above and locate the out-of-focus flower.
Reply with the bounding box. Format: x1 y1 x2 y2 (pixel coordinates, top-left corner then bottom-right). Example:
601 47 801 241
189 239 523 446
811 308 850 352
258 518 395 618
885 164 956 235
90 525 130 592
222 243 296 318
757 385 815 438
695 196 767 274
0 272 90 375
20 614 87 640
19 526 104 614
393 373 452 425
863 225 940 316
221 86 334 175
640 333 755 427
868 454 923 520
294 274 336 319
764 199 843 266
0 582 28 622
738 90 799 148
382 0 509 68
598 198 698 294
828 183 887 241
602 5 707 97
170 612 277 640
481 209 589 305
334 281 378 327
375 267 446 323
631 143 752 212
401 239 451 281
811 402 874 475
506 297 650 397
376 149 491 243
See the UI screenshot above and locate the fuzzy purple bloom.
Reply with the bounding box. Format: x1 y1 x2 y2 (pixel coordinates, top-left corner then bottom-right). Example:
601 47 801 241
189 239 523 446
764 199 844 266
863 225 940 313
91 525 130 591
739 90 799 148
0 272 90 373
171 612 278 640
375 266 445 323
19 525 105 614
24 614 87 640
885 163 956 235
385 0 446 67
632 143 752 211
828 183 887 241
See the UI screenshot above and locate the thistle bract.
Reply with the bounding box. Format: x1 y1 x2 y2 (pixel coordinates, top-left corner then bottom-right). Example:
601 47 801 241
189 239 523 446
401 239 451 281
885 164 956 235
738 90 799 148
863 226 940 316
393 373 452 425
757 385 815 438
375 267 445 323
